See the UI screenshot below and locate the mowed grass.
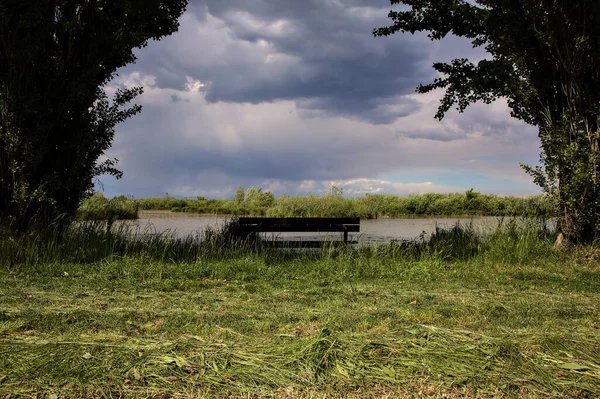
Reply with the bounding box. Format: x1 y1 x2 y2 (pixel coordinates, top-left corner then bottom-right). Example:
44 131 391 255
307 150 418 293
1 224 600 398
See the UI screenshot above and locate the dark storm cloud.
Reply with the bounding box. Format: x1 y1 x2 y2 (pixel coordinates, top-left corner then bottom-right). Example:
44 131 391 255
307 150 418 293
110 97 401 185
123 0 434 124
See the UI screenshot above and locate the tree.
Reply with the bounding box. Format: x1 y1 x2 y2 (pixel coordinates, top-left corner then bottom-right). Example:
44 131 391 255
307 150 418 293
0 0 187 230
326 183 344 198
234 186 245 205
375 0 600 243
244 186 275 209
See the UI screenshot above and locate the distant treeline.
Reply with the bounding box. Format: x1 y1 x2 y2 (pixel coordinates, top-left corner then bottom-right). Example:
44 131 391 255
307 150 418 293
123 186 555 219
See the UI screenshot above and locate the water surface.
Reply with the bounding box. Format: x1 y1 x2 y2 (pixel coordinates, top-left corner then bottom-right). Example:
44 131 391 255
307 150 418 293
118 211 517 243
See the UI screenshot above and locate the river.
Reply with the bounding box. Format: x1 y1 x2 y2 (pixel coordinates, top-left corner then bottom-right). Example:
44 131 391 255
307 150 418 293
115 211 548 243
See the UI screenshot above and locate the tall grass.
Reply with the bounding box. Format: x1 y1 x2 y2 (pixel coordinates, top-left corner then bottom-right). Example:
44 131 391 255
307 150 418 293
0 219 253 269
0 217 558 274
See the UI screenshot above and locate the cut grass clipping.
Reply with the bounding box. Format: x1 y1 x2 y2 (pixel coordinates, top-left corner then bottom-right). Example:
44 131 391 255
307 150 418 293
3 325 599 397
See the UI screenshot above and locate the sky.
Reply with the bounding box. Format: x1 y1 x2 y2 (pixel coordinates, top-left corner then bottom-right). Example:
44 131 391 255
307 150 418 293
100 0 542 199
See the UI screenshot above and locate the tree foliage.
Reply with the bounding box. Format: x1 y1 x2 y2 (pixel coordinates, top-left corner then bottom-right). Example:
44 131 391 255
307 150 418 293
0 0 187 230
234 186 246 205
375 0 600 243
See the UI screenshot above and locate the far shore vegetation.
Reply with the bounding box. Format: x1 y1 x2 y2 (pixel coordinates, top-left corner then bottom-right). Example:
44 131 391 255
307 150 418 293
77 193 140 222
78 187 556 222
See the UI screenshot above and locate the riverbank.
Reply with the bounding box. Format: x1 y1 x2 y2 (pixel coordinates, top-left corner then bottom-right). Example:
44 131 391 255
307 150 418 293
79 190 555 221
1 223 599 397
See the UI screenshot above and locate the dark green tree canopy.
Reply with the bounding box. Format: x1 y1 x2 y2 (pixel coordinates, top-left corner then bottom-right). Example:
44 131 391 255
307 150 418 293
375 0 600 242
375 0 600 126
0 0 187 229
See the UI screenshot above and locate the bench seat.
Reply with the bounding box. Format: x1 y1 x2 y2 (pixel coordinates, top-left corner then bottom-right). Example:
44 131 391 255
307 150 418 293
237 217 360 244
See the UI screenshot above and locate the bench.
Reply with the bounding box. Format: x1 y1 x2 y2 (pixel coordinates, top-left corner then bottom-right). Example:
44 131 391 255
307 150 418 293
236 217 360 247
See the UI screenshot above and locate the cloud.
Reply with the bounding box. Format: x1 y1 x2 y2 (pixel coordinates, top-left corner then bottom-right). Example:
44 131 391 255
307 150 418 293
332 178 458 196
121 0 438 124
168 177 458 199
102 66 540 198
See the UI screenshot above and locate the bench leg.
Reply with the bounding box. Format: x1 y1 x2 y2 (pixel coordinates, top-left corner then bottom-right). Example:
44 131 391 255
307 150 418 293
344 229 348 244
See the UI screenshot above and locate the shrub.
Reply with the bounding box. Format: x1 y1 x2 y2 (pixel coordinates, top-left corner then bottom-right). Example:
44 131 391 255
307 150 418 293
77 193 139 221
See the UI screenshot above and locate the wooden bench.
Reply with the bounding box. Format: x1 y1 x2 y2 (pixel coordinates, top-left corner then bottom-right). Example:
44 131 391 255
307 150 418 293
236 217 360 247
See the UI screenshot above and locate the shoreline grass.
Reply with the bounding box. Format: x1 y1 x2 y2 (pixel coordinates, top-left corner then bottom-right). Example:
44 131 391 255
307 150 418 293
81 189 556 220
1 221 599 398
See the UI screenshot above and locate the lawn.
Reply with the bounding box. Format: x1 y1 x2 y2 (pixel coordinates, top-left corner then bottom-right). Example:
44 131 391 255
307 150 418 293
1 225 599 398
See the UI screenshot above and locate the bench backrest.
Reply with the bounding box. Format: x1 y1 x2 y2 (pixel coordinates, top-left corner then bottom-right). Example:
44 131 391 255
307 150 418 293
237 217 360 233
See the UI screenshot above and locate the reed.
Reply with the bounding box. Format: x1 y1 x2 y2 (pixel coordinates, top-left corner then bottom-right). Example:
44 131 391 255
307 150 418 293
0 217 557 269
121 190 557 219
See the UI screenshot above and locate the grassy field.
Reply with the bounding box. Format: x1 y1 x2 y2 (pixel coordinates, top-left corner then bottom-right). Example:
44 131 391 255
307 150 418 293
1 222 599 398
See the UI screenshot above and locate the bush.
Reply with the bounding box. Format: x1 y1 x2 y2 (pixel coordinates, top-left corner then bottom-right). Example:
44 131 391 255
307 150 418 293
77 193 139 221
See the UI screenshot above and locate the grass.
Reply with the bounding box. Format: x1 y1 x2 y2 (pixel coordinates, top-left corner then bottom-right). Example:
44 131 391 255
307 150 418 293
1 221 599 398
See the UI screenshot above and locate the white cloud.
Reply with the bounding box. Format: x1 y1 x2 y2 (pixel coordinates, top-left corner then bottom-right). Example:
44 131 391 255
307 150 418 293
332 178 459 196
